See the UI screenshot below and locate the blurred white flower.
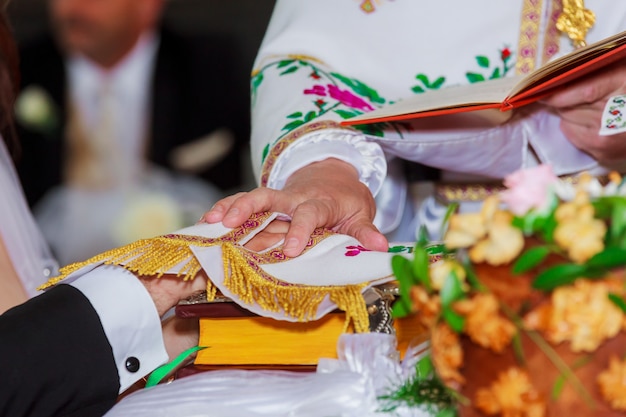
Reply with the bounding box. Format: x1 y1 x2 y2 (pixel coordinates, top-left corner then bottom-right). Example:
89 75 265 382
14 85 58 133
112 192 185 246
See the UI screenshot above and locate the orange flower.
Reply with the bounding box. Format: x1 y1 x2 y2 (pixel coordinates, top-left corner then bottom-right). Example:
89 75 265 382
597 356 626 411
474 367 546 417
409 285 440 328
431 323 465 387
453 293 516 353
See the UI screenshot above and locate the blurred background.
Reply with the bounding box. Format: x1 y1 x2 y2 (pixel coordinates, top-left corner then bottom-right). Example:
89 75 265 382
6 0 277 264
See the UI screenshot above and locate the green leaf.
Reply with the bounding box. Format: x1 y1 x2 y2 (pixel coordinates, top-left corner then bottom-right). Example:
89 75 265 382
512 331 525 366
276 59 295 68
279 66 299 75
304 111 316 122
443 307 465 332
281 119 305 131
391 255 414 312
532 263 589 290
392 298 412 318
440 271 464 307
465 72 485 83
412 246 431 290
610 199 626 246
330 72 386 104
440 202 459 238
476 56 490 68
586 246 626 269
462 258 487 291
551 355 592 400
436 409 458 417
609 293 626 313
416 225 430 248
512 246 550 274
489 67 501 79
353 123 385 137
286 111 303 119
334 109 359 119
411 85 426 93
416 356 433 378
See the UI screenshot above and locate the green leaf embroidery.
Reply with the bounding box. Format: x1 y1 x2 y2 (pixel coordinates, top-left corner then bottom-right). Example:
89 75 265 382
261 143 270 163
280 66 299 75
334 109 360 119
304 111 316 122
490 67 501 79
276 59 295 68
476 56 490 68
330 72 386 104
281 119 305 131
512 246 550 275
431 77 446 89
411 85 426 93
465 72 485 83
286 112 303 119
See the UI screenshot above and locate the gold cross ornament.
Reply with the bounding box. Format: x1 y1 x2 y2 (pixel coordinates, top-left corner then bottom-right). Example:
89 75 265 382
556 0 596 48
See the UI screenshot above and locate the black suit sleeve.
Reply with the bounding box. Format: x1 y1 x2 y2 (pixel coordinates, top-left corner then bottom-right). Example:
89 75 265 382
0 285 120 417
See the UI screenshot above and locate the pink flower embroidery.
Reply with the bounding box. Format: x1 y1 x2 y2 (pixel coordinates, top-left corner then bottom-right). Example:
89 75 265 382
500 165 559 216
303 85 326 96
303 84 374 112
327 84 375 111
345 245 371 257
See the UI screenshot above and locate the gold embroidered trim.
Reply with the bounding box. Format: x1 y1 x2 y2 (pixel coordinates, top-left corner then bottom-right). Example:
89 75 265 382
248 227 337 264
556 0 595 48
260 120 351 187
542 0 563 65
222 242 370 332
39 211 371 332
516 0 544 75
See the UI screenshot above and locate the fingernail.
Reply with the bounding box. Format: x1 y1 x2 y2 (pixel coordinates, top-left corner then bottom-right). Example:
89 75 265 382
283 238 298 252
224 208 239 219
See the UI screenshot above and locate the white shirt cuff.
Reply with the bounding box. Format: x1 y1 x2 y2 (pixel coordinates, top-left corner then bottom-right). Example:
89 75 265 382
266 128 387 196
70 265 168 393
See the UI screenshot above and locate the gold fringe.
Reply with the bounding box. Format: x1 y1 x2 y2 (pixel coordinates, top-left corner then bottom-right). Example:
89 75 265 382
38 236 212 294
221 242 370 332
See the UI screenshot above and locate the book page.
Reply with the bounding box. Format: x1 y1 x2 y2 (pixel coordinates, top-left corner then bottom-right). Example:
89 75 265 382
345 75 522 125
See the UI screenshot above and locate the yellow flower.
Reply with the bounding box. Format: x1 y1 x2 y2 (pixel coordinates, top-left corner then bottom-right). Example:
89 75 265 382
453 293 516 353
523 279 623 352
597 356 626 411
468 211 524 266
475 367 546 417
553 191 605 263
429 259 467 291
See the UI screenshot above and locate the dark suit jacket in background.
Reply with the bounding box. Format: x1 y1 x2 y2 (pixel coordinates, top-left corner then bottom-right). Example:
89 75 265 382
15 26 250 207
0 285 119 417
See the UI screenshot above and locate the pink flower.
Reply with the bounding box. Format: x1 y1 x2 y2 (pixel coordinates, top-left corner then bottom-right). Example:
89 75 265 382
327 85 375 111
500 165 559 216
303 85 327 96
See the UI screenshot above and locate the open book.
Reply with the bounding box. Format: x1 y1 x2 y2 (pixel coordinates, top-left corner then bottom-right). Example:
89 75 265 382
342 29 626 126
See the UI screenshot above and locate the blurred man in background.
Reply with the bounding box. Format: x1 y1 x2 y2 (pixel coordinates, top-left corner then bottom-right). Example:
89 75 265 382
14 0 249 264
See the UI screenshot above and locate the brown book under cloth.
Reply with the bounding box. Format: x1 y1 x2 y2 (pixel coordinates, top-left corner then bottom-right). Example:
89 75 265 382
175 283 427 368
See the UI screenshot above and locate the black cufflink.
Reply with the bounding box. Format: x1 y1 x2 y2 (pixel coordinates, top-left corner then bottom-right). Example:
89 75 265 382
125 357 140 373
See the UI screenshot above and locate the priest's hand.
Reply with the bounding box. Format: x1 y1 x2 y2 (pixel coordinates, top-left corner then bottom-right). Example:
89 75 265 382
542 61 626 163
202 158 388 257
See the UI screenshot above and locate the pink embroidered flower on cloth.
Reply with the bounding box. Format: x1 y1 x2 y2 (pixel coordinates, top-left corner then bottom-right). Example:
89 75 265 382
303 84 374 112
500 165 559 216
345 245 371 256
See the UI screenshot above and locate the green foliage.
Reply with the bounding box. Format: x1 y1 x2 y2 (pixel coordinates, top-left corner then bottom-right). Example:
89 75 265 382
512 246 550 274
